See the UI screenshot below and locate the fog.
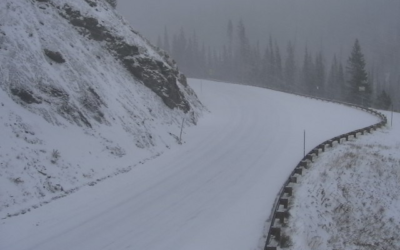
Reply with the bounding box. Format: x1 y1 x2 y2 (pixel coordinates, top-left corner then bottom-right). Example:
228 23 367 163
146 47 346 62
117 0 400 109
118 0 398 54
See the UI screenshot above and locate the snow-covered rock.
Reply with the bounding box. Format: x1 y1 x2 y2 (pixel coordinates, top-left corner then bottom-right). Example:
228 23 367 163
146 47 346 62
0 0 203 216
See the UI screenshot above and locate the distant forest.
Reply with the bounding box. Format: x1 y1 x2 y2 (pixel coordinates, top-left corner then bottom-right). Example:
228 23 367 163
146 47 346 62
157 20 397 111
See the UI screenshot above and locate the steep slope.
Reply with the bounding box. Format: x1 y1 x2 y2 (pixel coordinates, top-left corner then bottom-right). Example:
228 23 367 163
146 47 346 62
0 0 202 215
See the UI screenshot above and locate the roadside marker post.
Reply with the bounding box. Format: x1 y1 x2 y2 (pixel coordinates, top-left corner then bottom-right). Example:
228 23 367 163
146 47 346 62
303 130 306 157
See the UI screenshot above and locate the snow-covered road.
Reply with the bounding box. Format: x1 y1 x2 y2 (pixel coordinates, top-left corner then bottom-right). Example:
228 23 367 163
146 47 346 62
0 80 378 250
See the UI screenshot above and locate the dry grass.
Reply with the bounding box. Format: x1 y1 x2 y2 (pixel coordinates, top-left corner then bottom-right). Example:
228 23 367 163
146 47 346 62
285 132 400 250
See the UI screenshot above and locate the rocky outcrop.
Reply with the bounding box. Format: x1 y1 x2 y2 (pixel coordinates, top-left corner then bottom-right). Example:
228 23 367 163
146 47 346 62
43 49 66 63
1 0 201 129
59 3 191 112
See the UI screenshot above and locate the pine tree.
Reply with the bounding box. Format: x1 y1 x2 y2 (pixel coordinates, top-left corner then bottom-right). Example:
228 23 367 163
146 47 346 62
327 55 346 101
222 45 229 77
346 39 369 106
227 19 233 57
274 41 283 88
314 51 326 97
177 28 187 65
327 55 339 100
227 20 234 80
375 89 392 110
261 47 271 87
284 41 296 90
190 30 200 77
237 20 250 82
268 36 276 86
156 35 163 49
171 34 179 62
337 61 346 100
199 43 206 77
207 46 213 78
163 27 170 53
249 41 262 85
302 46 315 95
185 37 193 75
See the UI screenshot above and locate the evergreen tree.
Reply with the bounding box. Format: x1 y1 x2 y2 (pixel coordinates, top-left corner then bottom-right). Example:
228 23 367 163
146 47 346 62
199 43 206 77
337 61 346 100
171 34 179 62
156 35 163 49
226 20 234 80
249 41 262 84
178 28 187 64
163 27 170 53
261 47 271 87
302 46 316 95
267 36 276 86
237 20 250 82
185 37 194 75
375 89 392 110
284 41 296 89
274 41 283 88
327 55 340 100
314 51 326 96
227 19 234 57
346 39 369 106
222 45 229 77
190 30 200 77
206 46 213 78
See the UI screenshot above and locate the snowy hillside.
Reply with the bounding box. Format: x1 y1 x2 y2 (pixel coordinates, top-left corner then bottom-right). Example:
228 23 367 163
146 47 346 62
0 0 202 215
0 80 378 250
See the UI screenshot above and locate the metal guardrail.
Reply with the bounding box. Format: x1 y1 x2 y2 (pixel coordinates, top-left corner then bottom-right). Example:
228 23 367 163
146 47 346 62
263 96 387 250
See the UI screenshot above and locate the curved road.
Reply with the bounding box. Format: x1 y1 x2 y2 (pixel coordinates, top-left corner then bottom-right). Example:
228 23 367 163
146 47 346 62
0 80 378 250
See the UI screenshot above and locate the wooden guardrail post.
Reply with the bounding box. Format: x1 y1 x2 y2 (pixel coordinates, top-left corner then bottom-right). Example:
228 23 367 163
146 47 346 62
279 198 289 209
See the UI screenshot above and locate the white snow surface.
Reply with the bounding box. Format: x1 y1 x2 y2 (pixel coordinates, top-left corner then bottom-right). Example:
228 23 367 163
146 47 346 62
0 0 202 215
0 79 379 250
285 111 400 250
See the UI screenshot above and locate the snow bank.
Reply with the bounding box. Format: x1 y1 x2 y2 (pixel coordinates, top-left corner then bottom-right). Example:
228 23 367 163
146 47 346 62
284 112 400 250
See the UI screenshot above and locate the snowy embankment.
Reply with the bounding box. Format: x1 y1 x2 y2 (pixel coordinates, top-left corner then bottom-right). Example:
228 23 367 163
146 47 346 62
0 0 202 216
285 111 400 250
0 80 378 250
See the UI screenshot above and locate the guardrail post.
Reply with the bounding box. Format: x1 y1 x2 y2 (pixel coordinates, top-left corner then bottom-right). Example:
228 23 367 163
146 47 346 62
279 198 289 209
270 227 281 242
294 167 302 175
276 211 288 224
299 160 308 168
284 186 293 196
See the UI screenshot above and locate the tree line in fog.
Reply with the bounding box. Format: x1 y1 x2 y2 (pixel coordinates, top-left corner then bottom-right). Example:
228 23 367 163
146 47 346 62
157 20 394 110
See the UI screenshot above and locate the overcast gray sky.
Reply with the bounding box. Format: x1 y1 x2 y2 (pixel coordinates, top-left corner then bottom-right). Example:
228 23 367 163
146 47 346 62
117 0 399 61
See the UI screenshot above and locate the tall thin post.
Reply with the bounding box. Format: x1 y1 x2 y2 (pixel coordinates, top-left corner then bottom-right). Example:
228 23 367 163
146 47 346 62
303 130 306 157
201 80 203 96
179 118 185 144
391 104 394 127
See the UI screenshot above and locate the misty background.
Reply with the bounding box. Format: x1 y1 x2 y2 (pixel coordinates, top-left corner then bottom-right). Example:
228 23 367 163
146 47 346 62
117 0 400 109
